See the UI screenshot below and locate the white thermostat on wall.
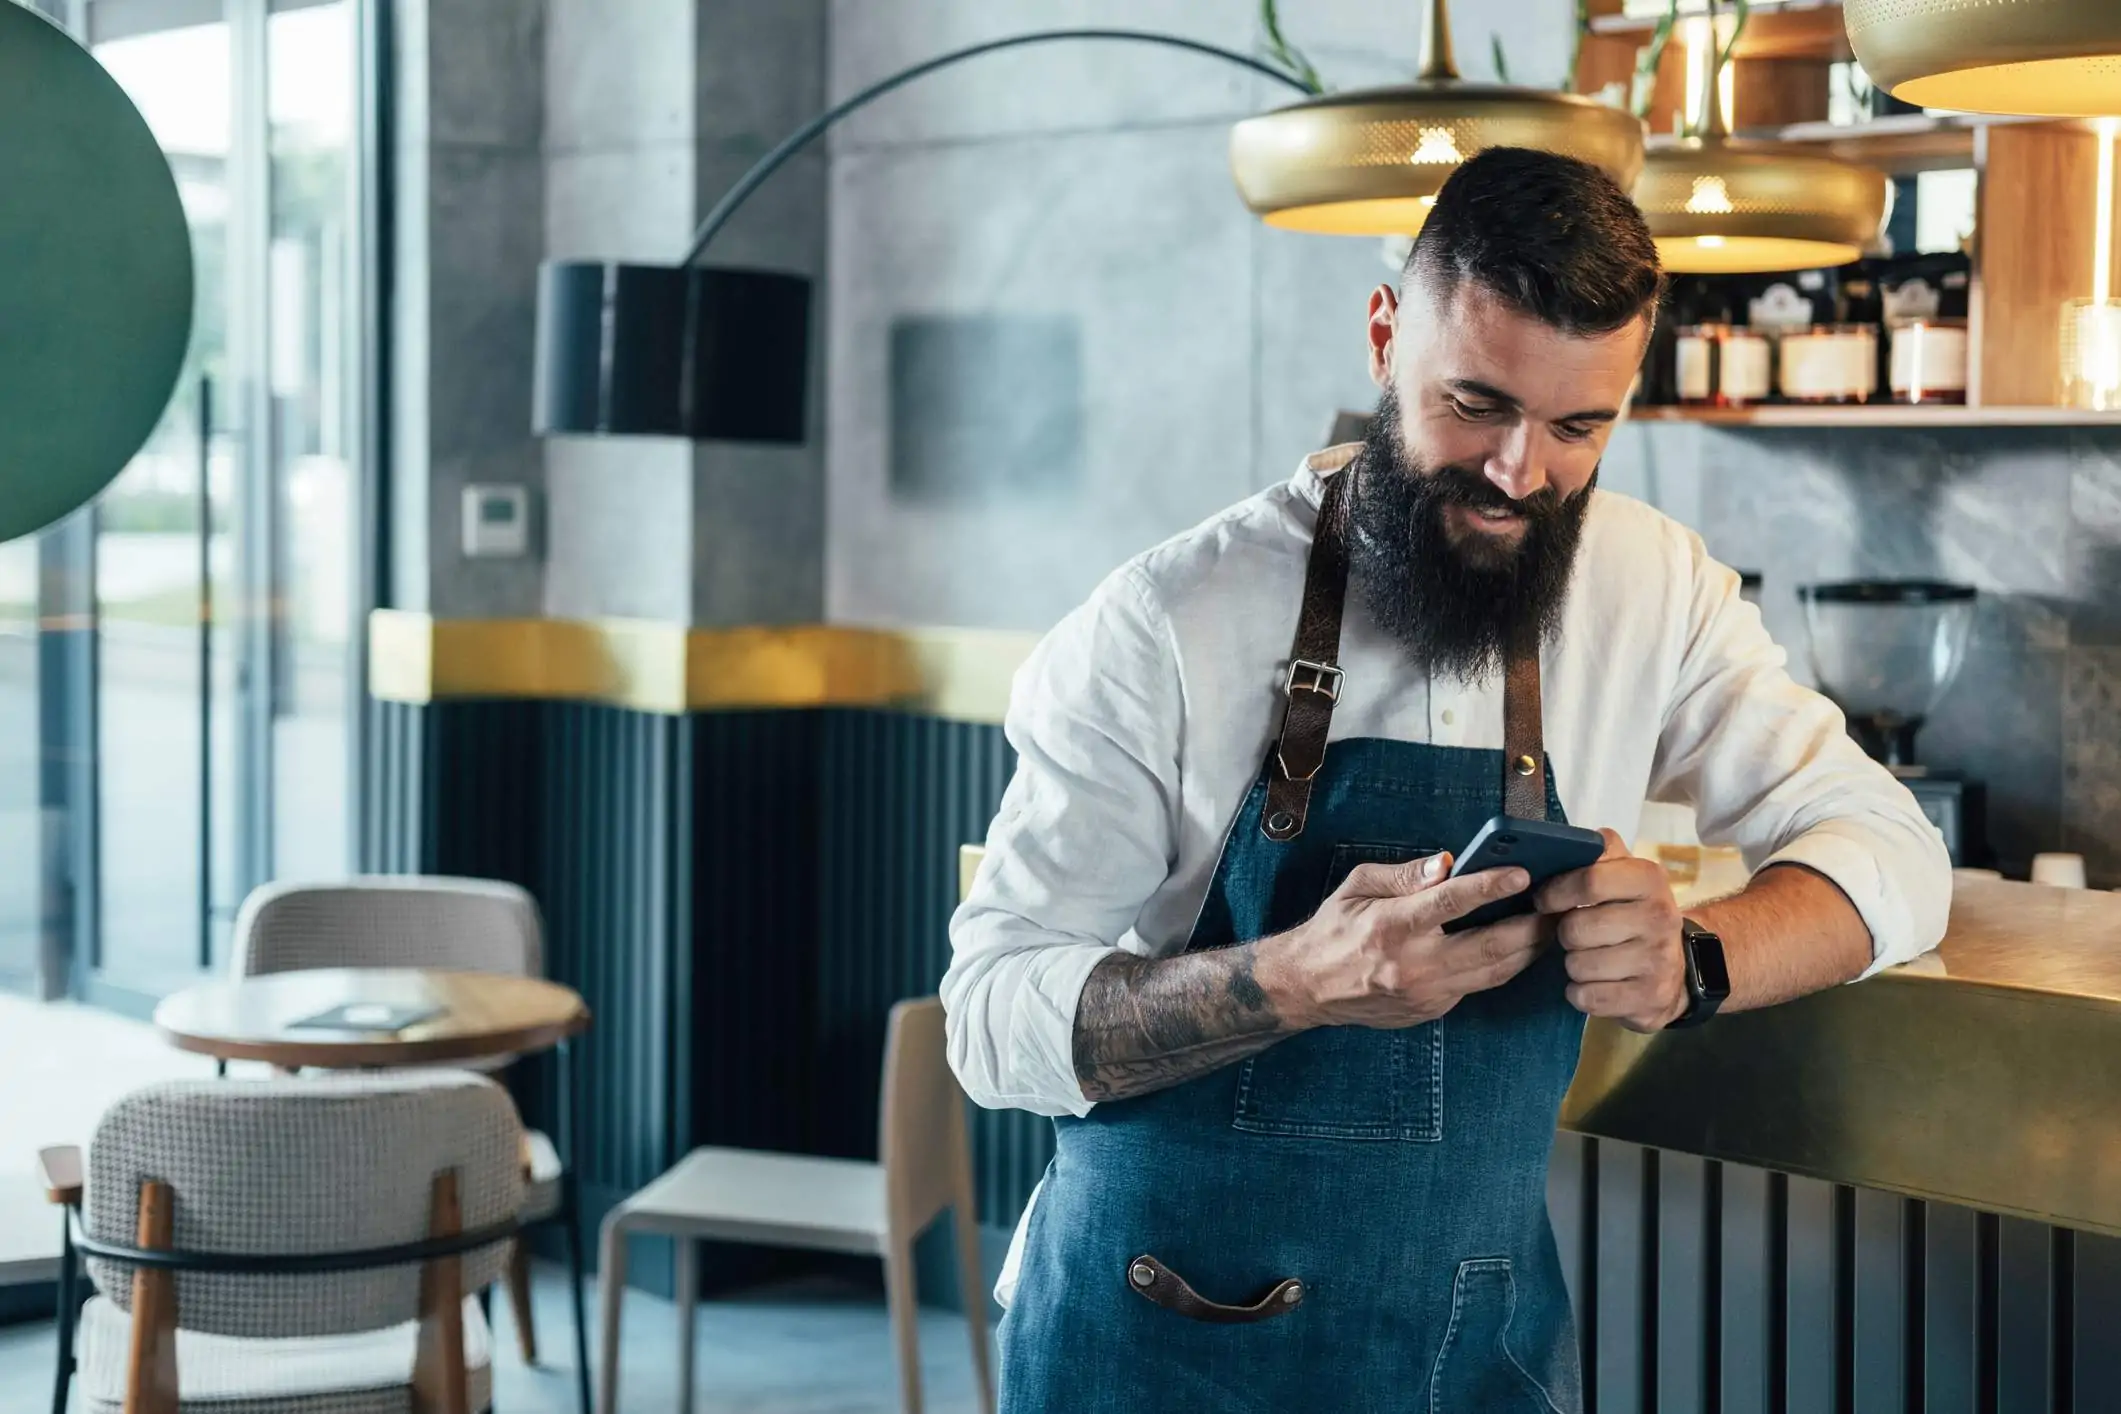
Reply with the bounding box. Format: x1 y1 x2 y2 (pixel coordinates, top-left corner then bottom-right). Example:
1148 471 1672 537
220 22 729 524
461 484 531 558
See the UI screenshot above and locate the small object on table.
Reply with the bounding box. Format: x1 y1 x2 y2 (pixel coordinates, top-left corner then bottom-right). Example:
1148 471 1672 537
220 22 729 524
286 1001 446 1034
2031 853 2089 889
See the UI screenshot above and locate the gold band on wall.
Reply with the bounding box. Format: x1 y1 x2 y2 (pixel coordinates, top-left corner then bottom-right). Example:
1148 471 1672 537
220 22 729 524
368 609 1037 724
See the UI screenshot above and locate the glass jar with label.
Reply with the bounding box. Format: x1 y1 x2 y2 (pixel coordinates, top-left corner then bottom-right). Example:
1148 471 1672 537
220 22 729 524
1888 318 1969 404
1779 324 1878 404
1675 324 1774 407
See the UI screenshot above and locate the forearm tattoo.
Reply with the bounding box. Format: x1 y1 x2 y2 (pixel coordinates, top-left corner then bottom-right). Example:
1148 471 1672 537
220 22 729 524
1071 945 1292 1103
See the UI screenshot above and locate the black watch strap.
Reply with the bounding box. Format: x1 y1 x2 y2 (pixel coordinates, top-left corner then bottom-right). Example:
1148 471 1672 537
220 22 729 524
1669 919 1731 1029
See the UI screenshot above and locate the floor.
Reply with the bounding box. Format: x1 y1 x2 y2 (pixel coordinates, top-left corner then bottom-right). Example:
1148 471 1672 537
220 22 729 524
0 994 214 1283
0 994 991 1411
0 1260 991 1412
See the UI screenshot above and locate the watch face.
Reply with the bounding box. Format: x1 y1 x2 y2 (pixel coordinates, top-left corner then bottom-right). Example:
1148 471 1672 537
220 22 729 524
1689 928 1732 1000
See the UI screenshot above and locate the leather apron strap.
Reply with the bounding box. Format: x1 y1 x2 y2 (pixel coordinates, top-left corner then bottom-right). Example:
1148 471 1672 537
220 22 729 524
1259 460 1548 841
1502 625 1549 822
1259 467 1352 842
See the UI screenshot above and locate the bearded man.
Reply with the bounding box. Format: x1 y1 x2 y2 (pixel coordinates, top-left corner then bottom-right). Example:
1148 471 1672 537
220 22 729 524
945 145 1949 1413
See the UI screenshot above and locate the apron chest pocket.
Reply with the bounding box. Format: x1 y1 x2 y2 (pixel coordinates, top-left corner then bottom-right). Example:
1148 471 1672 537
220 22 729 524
1232 841 1444 1143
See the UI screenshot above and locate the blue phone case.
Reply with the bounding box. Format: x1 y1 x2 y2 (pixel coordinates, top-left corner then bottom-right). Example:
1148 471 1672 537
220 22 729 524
1441 815 1607 933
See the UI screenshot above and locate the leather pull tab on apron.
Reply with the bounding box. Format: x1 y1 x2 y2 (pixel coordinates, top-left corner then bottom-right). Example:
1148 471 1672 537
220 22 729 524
1261 467 1352 843
1125 1254 1306 1324
1502 627 1548 822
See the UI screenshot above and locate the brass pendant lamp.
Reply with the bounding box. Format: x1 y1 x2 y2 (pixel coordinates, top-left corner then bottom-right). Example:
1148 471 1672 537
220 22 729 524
1228 0 1646 236
1634 2 1888 274
1846 0 2121 118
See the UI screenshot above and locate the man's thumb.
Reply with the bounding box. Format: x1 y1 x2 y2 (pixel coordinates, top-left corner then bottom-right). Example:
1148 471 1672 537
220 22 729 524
1372 851 1452 895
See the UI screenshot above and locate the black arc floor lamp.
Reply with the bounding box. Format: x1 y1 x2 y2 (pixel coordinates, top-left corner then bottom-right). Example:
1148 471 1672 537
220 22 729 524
530 28 1318 445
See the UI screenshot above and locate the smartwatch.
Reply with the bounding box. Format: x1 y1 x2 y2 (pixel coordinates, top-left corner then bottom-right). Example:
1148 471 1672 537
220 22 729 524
1668 919 1730 1029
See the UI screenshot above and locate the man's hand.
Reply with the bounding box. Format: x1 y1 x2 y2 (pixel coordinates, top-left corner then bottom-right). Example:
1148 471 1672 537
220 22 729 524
1071 849 1547 1105
1260 851 1547 1032
1534 829 1688 1032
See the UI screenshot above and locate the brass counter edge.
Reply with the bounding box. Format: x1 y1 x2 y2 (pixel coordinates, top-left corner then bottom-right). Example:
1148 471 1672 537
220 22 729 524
368 609 1039 723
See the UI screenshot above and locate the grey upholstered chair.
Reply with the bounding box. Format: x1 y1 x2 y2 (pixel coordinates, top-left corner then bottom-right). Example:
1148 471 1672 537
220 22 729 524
227 875 586 1402
39 1070 523 1414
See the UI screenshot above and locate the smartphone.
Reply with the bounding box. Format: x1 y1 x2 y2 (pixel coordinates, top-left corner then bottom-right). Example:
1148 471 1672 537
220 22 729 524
1440 815 1607 933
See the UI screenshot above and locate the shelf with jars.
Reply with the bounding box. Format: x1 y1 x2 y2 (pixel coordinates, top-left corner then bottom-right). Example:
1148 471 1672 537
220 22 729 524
1578 0 2121 421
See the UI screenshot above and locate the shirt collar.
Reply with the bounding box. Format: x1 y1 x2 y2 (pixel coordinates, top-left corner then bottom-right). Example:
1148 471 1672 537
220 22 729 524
1295 442 1362 508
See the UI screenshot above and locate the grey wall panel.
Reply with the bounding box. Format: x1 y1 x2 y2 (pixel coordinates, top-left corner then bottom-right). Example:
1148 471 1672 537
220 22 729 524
1785 1177 1840 1414
1995 1218 2057 1414
1597 1142 1651 1414
1926 1204 1981 1414
1851 1189 1912 1413
1655 1153 1711 1414
1721 1164 1776 1414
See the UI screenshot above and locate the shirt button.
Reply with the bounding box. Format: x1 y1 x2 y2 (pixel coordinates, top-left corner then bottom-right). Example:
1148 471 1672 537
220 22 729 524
1441 709 1456 726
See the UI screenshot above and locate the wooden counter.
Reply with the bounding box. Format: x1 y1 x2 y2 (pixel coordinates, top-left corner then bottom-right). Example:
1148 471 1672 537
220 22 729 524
1564 877 2121 1237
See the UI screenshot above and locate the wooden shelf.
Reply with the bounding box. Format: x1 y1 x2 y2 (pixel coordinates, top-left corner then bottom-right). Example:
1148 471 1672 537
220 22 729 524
1644 113 2055 174
1627 404 2121 428
1588 1 1852 62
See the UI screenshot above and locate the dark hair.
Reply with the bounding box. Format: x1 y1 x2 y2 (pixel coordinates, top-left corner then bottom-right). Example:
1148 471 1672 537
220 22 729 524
1405 146 1662 336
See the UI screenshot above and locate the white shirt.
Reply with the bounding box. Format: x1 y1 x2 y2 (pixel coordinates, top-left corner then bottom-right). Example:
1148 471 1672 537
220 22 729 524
944 448 1952 1305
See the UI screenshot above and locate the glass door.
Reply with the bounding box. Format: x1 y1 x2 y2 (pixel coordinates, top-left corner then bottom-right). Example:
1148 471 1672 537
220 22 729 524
76 0 360 1011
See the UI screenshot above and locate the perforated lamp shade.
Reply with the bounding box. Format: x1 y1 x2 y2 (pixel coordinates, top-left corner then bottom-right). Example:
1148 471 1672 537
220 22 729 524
1228 0 1645 237
1846 0 2121 118
1231 84 1647 236
0 4 192 543
1635 137 1890 274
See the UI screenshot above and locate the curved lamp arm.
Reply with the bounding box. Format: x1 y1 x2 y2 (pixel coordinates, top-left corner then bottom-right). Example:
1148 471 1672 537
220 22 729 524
682 28 1320 266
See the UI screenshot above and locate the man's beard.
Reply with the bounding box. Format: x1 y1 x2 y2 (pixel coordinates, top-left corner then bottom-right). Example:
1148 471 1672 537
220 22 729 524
1346 389 1594 681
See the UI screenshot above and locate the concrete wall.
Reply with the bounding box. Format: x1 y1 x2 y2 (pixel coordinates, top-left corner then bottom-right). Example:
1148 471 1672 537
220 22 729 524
823 0 1573 630
542 0 828 626
822 0 2121 880
391 0 546 618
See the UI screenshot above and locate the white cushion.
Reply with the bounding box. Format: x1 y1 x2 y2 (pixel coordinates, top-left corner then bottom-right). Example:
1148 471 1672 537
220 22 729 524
522 1127 562 1221
76 1293 492 1413
613 1147 889 1255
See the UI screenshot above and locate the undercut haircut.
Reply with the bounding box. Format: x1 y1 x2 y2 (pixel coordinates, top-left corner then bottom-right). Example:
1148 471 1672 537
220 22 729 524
1405 146 1663 337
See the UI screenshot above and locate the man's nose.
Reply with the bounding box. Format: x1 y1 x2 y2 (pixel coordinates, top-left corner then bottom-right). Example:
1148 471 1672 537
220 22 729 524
1483 425 1547 500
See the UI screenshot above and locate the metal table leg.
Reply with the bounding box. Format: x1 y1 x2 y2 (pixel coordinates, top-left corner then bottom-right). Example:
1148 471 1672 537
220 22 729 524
559 1035 592 1414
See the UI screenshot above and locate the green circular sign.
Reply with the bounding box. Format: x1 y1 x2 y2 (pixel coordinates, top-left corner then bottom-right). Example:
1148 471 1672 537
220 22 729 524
0 3 193 544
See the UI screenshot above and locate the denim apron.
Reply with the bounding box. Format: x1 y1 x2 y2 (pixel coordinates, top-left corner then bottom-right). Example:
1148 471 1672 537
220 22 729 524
999 462 1586 1412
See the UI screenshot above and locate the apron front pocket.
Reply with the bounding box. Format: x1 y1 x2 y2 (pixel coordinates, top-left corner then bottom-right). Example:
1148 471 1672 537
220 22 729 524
1233 839 1445 1142
1428 1258 1569 1414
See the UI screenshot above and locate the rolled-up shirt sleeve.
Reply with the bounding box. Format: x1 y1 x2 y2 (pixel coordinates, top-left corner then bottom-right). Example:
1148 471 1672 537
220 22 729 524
943 565 1184 1117
1647 533 1952 975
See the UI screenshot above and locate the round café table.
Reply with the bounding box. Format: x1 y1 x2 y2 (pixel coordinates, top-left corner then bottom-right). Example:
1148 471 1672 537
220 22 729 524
153 966 590 1069
152 966 596 1411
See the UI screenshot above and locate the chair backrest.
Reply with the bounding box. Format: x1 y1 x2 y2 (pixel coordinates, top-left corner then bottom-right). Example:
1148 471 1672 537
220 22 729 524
230 876 543 979
83 1071 522 1339
877 997 971 1235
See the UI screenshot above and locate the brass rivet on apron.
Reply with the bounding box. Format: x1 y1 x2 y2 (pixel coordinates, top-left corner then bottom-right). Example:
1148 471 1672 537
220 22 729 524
1282 1282 1304 1303
1129 1262 1156 1288
1514 754 1538 777
1267 810 1295 835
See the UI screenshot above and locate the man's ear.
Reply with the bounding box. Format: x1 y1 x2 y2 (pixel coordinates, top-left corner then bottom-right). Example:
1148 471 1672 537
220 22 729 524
1367 284 1398 388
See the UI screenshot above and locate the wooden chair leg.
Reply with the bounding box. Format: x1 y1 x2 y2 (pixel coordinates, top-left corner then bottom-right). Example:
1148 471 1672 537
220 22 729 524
124 1179 179 1414
505 1237 539 1364
882 1237 924 1414
411 1171 470 1414
674 1236 697 1414
595 1213 629 1414
951 1201 995 1414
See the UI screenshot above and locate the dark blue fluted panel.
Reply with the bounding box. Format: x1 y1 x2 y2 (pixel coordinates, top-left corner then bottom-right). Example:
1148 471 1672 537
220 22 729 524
686 710 820 1160
359 698 432 874
813 708 1045 1228
534 702 687 1215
